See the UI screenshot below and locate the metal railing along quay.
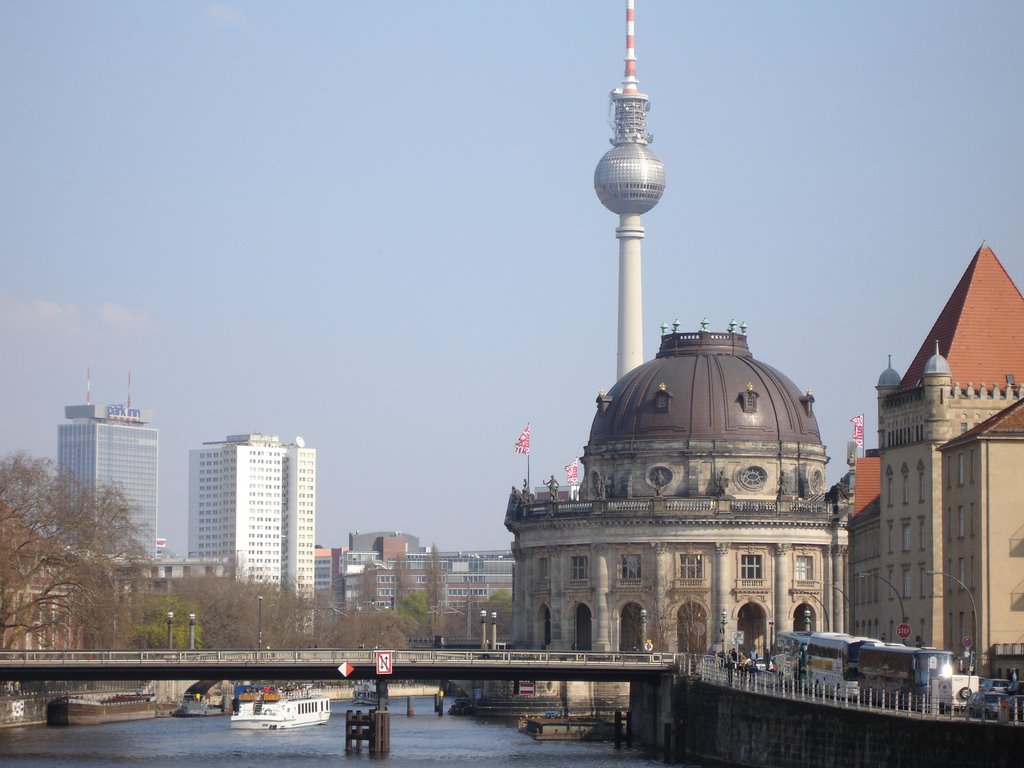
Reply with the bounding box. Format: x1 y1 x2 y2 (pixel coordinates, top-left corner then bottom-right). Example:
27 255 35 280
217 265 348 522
693 655 1024 725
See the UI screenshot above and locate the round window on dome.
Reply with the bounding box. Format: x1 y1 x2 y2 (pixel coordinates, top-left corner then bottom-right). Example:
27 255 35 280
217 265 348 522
647 466 673 489
739 466 768 490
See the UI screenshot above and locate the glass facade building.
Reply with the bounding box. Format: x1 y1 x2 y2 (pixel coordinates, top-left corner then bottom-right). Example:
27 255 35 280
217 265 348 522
58 404 159 556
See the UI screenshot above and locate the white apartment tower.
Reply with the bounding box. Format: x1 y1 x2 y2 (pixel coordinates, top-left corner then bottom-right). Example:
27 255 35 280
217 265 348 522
188 434 316 592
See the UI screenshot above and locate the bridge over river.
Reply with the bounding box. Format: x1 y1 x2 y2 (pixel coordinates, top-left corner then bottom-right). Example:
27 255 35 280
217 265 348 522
0 648 678 684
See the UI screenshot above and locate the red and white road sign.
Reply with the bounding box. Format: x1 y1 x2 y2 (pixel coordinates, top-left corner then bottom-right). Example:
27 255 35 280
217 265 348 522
338 661 354 678
518 681 535 696
375 650 394 675
962 636 973 648
896 623 912 640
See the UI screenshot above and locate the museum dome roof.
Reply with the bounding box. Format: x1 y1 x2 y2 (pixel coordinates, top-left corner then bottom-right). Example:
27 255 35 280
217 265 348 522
589 328 822 447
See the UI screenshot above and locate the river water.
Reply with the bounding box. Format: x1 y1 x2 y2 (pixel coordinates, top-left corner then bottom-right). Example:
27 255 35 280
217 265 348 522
0 697 707 767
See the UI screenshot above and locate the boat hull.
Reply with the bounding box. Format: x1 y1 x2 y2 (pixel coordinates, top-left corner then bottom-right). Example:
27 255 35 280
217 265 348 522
47 695 156 726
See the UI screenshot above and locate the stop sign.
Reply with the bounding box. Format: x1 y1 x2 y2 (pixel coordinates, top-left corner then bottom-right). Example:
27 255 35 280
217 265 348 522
896 623 912 639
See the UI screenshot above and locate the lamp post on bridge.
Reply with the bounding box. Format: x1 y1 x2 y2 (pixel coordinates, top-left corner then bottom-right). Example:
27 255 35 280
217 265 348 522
803 607 811 632
188 612 196 650
491 611 498 649
719 610 727 655
166 611 174 650
640 608 648 652
480 609 487 649
257 595 263 650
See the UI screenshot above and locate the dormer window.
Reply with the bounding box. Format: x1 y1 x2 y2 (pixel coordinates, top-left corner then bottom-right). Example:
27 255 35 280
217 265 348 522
596 390 612 416
741 382 758 414
653 383 673 414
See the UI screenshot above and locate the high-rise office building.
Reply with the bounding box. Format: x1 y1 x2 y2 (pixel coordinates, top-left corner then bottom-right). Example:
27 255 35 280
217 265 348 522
188 433 316 592
58 403 159 556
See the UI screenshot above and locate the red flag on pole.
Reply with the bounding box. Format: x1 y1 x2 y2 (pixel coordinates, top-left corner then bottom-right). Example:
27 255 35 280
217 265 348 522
850 414 864 448
565 458 578 485
514 424 531 455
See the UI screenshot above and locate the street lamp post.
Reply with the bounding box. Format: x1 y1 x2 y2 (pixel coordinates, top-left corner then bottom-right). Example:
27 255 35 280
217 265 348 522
803 607 811 632
857 571 907 641
719 610 727 655
926 570 978 685
480 609 487 649
188 613 196 650
257 596 263 650
768 620 774 656
640 608 648 651
166 611 174 650
491 611 498 650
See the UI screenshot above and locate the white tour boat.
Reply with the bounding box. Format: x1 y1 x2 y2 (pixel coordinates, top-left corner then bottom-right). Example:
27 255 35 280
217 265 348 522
230 685 331 730
351 681 379 707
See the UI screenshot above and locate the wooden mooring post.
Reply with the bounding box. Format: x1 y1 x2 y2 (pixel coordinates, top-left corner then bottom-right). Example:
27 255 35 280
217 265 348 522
344 708 391 754
613 710 632 749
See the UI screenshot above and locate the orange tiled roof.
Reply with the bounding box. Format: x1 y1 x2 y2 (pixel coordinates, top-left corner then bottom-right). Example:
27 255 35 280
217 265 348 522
944 396 1024 449
901 245 1024 389
852 456 879 518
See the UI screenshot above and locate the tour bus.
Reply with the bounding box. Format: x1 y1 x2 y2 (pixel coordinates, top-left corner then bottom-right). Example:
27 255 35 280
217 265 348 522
857 644 955 706
803 633 880 698
773 631 812 683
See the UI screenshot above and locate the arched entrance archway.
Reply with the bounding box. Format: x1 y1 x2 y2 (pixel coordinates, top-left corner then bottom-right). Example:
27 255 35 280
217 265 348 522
737 602 766 656
793 603 817 632
676 602 708 654
619 602 644 651
574 604 592 651
536 604 551 649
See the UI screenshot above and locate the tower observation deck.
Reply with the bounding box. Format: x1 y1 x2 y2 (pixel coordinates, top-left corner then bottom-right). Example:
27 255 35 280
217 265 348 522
594 0 666 380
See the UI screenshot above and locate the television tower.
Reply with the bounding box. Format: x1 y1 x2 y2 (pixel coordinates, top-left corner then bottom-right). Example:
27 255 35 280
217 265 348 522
594 0 666 380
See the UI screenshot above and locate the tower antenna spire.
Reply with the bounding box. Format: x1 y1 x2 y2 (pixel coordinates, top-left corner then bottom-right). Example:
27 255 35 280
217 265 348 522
622 0 639 94
86 366 91 405
127 370 132 410
594 0 666 380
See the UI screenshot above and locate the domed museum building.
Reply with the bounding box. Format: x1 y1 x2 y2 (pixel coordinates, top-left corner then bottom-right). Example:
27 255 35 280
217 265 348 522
505 325 849 656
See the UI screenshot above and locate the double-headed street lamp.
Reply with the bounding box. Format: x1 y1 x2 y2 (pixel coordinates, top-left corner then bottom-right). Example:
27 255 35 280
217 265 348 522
926 570 978 683
857 571 907 642
719 610 727 655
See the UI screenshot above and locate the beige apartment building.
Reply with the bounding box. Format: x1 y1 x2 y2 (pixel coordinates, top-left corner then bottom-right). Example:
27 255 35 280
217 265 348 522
939 398 1024 677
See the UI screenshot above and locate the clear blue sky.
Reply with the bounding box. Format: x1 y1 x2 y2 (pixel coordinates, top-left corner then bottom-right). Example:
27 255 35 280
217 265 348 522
2 2 1022 554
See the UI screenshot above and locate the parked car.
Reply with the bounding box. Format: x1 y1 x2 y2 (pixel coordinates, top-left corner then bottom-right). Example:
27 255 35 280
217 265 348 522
965 690 1007 720
979 678 1011 692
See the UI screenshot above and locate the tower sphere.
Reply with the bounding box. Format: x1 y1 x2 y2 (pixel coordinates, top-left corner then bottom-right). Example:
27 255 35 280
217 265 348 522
594 142 666 215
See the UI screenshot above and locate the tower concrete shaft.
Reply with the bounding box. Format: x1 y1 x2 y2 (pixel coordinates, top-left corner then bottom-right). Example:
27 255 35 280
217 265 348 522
617 214 645 379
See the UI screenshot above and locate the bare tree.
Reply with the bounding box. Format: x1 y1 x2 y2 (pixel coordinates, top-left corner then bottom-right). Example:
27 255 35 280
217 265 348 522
0 452 146 649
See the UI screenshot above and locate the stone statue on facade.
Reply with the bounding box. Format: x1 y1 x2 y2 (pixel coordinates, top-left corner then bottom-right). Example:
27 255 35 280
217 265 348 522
545 474 560 501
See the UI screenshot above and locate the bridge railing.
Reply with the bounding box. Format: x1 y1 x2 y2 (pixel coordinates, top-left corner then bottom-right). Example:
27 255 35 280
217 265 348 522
0 648 679 670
